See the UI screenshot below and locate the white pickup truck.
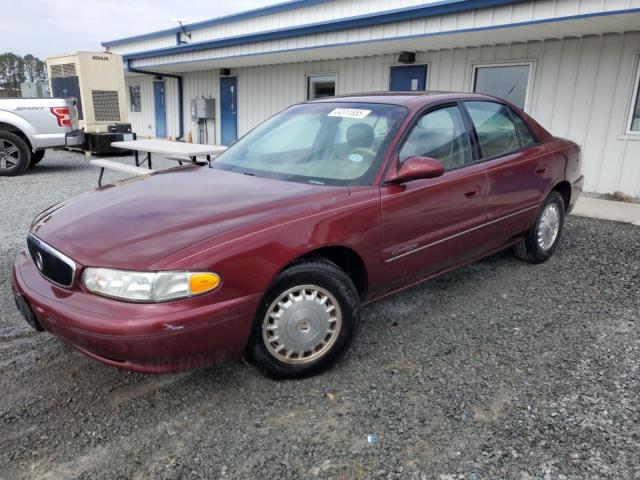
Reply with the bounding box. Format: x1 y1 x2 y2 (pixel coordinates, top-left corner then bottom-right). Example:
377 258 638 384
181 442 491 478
0 97 81 176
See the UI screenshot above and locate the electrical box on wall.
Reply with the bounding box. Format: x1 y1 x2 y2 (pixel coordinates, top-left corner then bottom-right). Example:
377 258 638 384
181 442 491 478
191 97 215 120
198 97 215 119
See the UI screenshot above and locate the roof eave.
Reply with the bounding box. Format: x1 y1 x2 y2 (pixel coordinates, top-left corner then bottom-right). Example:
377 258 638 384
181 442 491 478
120 0 530 61
102 0 333 48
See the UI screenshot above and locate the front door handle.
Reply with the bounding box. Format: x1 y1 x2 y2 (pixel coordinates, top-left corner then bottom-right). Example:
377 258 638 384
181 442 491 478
465 188 481 198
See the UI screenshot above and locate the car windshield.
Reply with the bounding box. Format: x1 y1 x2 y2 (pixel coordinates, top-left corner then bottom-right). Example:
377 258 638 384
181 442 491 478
213 102 407 186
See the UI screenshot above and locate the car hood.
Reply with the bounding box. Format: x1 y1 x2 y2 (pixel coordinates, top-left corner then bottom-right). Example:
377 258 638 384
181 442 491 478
31 167 350 270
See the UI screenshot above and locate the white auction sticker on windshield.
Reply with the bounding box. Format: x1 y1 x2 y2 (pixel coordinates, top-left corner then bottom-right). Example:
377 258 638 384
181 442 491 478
328 108 371 119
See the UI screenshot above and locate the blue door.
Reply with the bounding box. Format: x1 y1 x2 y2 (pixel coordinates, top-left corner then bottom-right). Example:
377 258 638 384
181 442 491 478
220 77 238 146
154 81 167 138
389 65 428 92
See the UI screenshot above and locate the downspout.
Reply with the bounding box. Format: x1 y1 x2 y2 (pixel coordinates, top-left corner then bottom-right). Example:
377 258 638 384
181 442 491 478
126 59 184 141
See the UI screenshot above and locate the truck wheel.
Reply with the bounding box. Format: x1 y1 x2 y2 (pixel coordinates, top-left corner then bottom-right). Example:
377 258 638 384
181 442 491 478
245 257 360 379
30 150 45 167
0 131 30 176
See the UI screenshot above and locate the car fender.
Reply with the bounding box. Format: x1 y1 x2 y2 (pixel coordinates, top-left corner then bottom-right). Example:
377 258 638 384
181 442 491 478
540 140 581 200
151 188 382 305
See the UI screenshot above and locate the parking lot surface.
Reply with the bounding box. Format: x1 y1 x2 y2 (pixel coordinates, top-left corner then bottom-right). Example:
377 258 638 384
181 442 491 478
1 151 639 479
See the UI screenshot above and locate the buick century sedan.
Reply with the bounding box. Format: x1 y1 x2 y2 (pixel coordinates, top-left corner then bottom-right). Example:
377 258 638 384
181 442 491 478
11 92 583 378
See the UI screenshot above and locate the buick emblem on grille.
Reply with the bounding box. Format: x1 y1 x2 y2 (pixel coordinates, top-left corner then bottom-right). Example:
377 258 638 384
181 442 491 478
35 252 44 271
27 233 76 288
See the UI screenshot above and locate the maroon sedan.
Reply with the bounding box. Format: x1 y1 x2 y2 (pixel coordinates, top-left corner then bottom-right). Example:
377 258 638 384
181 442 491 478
11 92 583 378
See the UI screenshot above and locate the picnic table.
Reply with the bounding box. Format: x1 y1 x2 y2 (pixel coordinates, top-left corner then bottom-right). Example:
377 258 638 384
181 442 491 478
90 139 228 186
111 139 228 169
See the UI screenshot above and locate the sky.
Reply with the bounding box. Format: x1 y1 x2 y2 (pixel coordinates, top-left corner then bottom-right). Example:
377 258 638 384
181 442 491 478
1 0 280 59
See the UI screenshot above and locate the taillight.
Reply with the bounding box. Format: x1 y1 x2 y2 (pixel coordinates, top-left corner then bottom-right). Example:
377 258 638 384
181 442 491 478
50 107 72 127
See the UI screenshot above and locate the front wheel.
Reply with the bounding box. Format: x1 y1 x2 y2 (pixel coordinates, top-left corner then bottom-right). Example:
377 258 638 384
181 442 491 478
513 191 565 264
245 257 360 379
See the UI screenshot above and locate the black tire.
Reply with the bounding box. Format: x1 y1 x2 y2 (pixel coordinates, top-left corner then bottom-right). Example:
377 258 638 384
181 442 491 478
0 131 31 177
245 256 360 379
30 149 45 166
513 191 565 264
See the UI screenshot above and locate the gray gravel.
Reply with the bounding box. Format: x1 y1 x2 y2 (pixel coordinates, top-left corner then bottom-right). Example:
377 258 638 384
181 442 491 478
1 150 639 480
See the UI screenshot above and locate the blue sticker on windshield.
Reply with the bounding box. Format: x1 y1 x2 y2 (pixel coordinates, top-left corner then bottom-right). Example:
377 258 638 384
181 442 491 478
349 153 364 163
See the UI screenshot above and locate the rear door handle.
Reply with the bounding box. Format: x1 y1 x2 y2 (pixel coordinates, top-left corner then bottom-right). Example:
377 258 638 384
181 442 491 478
465 188 481 198
536 166 548 175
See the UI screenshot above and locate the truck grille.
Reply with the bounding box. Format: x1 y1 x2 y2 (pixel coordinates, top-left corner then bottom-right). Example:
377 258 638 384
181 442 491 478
91 90 121 122
27 234 76 288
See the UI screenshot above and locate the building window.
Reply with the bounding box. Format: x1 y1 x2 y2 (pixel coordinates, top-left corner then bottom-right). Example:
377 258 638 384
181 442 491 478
473 63 532 110
129 85 141 112
307 74 336 100
627 57 640 134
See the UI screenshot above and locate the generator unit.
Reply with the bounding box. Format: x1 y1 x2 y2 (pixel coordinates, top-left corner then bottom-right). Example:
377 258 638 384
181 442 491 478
46 52 134 154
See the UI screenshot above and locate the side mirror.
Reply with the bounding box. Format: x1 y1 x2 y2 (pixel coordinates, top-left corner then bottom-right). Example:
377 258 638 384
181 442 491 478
388 156 445 183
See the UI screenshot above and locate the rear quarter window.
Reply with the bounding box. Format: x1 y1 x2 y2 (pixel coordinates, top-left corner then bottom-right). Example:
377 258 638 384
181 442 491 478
509 110 538 148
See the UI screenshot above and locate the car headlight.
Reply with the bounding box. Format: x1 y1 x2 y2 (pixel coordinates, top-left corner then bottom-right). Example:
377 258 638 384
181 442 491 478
82 268 221 302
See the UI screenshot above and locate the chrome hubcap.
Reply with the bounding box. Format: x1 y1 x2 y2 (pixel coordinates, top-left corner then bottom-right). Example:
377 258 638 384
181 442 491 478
537 203 561 251
262 285 342 365
0 140 19 170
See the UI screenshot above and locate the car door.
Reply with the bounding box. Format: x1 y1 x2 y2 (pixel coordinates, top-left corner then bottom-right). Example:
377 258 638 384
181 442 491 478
379 103 488 291
462 101 550 249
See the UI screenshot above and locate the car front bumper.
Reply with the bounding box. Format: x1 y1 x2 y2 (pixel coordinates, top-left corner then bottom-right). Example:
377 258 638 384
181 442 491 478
11 249 262 373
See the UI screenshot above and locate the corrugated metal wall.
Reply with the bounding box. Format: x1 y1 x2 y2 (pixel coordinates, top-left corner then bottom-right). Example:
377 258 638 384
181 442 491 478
126 76 179 139
125 75 155 138
182 71 219 144
125 32 640 195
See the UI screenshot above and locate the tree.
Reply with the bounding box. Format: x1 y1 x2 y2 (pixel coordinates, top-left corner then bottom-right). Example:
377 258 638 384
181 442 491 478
0 52 48 90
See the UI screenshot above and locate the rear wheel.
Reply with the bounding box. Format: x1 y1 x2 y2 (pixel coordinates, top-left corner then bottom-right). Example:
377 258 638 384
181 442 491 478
0 131 30 177
245 257 359 379
513 191 565 264
30 150 45 166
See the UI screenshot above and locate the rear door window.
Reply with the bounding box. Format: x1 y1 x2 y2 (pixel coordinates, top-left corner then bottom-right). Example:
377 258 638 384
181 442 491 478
464 101 522 159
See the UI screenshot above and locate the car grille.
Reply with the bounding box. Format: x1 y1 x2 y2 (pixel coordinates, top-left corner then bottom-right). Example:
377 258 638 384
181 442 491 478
27 234 76 288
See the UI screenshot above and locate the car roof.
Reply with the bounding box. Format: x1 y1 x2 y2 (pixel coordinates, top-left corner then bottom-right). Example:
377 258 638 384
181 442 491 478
307 91 504 107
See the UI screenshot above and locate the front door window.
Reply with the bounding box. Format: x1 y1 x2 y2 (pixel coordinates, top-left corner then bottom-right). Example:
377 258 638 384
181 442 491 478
399 105 472 170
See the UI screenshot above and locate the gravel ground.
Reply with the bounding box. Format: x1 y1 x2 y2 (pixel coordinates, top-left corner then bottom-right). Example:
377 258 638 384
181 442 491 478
1 150 639 480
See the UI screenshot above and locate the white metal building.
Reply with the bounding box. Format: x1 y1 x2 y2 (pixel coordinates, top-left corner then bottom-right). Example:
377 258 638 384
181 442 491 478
102 0 640 196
